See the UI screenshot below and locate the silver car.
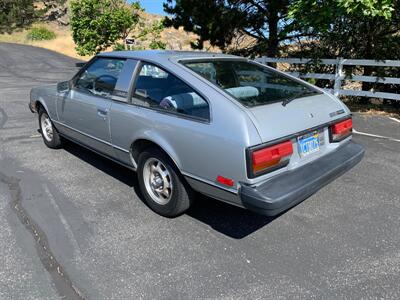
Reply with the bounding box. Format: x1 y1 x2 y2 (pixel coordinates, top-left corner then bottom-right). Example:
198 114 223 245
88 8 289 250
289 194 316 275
29 50 364 217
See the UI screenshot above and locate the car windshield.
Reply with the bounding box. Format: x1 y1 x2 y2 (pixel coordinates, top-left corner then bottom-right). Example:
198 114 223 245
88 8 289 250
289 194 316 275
181 60 321 107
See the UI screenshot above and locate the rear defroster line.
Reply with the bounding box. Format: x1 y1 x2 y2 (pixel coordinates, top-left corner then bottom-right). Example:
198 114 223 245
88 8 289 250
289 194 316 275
353 129 400 143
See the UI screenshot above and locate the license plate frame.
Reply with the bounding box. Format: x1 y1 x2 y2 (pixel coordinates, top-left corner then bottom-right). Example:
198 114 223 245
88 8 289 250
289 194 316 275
297 130 322 157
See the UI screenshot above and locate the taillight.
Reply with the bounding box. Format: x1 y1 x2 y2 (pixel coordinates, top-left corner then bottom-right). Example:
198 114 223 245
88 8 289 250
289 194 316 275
248 140 293 178
330 118 352 142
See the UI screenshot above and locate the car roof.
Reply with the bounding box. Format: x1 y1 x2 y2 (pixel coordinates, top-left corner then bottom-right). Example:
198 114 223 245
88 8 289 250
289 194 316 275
98 50 242 63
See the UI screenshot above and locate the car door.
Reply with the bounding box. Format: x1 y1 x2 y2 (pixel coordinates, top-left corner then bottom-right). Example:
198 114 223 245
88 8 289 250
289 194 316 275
56 57 127 156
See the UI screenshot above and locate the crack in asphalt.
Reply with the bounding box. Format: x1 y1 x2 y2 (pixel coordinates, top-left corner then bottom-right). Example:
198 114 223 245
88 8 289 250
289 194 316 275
0 171 86 300
0 107 8 128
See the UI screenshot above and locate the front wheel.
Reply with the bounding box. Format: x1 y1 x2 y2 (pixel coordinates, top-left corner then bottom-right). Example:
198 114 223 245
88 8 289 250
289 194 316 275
137 148 193 217
39 108 63 149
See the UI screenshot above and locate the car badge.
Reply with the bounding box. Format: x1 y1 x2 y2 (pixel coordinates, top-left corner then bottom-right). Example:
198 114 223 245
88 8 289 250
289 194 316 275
329 109 345 117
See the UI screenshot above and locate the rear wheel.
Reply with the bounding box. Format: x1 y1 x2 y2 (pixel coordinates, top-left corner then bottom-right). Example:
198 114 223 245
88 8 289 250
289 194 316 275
137 148 193 217
39 108 62 149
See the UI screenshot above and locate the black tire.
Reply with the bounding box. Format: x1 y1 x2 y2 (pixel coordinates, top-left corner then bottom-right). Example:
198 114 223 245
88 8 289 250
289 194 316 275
38 108 63 149
137 147 193 217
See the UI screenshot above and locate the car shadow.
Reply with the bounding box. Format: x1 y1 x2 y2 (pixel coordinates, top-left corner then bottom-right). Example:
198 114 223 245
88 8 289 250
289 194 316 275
186 198 276 239
63 140 137 188
62 140 276 239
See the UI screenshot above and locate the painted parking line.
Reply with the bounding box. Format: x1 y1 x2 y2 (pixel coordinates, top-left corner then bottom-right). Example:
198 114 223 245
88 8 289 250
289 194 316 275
353 129 400 143
388 117 400 124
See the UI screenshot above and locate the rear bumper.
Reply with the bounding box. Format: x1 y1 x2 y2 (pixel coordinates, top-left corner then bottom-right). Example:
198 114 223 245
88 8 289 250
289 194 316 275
240 141 365 216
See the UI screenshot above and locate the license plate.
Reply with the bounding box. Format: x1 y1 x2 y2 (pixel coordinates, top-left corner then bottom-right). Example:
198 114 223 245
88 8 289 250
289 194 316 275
298 131 321 157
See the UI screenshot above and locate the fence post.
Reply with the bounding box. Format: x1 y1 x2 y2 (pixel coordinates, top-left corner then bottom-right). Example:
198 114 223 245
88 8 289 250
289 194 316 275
261 57 267 92
261 56 267 65
334 57 344 97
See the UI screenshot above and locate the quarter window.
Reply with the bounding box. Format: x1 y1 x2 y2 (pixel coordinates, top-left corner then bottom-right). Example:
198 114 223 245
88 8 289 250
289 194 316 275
132 63 210 121
75 58 126 99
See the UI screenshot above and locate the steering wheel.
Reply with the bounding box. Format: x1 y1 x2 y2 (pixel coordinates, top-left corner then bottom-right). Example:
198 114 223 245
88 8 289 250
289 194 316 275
93 75 117 94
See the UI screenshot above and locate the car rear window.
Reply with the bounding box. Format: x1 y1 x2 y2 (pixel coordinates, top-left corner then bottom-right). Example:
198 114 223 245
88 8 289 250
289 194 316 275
181 60 321 107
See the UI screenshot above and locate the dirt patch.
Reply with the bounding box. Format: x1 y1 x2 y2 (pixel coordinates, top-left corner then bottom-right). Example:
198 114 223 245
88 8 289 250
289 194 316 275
344 99 400 118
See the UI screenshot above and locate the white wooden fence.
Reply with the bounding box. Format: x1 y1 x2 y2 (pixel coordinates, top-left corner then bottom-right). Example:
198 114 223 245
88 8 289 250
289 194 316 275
255 57 400 101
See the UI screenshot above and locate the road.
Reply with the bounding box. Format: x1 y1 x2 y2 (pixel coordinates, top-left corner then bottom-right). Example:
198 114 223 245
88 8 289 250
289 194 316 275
0 43 399 299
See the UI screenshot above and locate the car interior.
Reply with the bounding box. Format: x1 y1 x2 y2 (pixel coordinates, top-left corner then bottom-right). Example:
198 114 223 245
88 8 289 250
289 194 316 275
134 71 210 120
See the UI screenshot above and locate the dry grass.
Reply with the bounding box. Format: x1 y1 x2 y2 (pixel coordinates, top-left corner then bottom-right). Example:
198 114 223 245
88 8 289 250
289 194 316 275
0 23 91 60
344 98 400 118
0 15 216 60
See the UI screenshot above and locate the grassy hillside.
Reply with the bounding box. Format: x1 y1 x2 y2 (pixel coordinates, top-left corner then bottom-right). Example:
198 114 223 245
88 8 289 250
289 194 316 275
0 23 89 59
0 11 215 59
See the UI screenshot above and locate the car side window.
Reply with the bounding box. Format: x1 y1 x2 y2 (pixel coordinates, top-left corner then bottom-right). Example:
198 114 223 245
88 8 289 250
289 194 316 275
132 63 210 121
74 58 126 99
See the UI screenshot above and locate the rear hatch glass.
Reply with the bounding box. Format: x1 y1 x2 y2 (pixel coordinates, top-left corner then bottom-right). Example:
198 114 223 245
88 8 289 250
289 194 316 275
181 60 321 107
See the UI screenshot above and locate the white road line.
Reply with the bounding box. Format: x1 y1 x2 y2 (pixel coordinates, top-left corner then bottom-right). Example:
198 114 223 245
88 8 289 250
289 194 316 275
388 117 400 124
353 129 400 143
44 185 82 259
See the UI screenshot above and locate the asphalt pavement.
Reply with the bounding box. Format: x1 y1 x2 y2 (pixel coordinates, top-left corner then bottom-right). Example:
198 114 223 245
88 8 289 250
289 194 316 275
0 43 399 299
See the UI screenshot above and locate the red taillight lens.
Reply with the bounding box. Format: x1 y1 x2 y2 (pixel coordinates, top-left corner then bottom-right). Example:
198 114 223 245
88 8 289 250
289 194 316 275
330 118 352 142
250 140 293 177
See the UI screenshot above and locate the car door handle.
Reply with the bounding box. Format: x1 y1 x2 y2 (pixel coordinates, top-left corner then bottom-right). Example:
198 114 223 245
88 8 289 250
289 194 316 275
97 108 108 118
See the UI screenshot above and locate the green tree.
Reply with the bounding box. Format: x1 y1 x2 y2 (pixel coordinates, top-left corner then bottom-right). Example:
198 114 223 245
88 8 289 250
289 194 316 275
287 0 399 60
288 0 400 105
287 0 400 61
164 0 304 57
0 0 36 33
288 0 396 36
70 0 141 55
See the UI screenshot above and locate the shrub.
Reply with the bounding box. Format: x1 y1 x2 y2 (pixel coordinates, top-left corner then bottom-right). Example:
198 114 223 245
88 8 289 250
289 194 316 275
113 43 126 51
27 26 56 41
149 40 166 50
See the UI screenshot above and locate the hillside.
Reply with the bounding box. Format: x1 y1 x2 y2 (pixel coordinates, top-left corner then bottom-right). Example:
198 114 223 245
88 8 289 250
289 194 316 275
129 12 214 52
0 8 213 59
0 23 87 59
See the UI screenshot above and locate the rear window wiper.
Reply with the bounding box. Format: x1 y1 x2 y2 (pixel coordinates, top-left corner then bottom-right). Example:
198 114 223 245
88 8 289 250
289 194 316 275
282 90 314 107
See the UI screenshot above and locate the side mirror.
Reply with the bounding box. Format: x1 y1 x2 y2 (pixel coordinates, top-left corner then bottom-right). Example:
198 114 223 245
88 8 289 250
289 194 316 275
75 62 86 68
57 81 70 93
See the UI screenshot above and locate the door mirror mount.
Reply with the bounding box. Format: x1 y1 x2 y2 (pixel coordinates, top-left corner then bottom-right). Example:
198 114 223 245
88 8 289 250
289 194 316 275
57 81 70 93
75 62 86 68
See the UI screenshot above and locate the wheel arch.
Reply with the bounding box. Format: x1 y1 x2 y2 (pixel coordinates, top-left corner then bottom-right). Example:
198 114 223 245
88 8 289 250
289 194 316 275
130 138 182 172
33 98 49 115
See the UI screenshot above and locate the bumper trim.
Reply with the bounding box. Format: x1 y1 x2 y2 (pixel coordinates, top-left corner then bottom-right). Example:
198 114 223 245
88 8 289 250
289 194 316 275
240 141 365 216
